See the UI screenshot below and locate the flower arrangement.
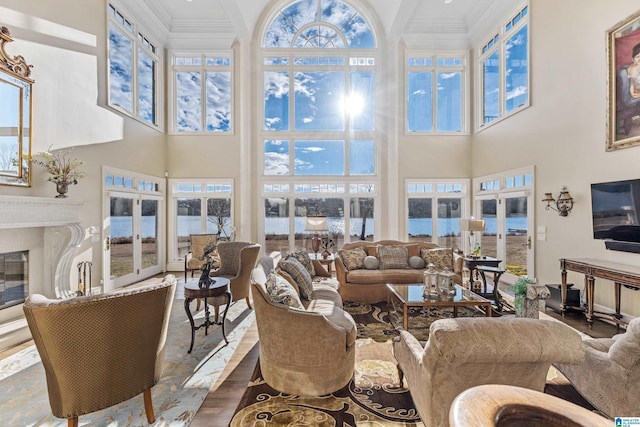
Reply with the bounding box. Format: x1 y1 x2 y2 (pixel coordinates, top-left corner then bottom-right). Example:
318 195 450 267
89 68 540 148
31 146 86 184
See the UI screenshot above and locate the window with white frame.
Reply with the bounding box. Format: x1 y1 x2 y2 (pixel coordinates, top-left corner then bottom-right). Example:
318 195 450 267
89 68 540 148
477 4 529 128
406 52 468 133
170 53 233 133
260 0 379 253
406 180 469 250
169 180 234 261
107 3 161 127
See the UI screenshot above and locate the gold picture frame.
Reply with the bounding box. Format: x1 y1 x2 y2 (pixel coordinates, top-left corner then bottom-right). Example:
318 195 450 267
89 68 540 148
607 9 640 151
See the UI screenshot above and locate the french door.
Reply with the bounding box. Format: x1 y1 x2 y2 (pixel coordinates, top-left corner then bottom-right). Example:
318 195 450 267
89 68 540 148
104 192 163 291
474 168 534 284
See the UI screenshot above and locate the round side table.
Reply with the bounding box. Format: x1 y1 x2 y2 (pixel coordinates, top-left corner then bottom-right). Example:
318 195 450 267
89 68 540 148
184 277 231 354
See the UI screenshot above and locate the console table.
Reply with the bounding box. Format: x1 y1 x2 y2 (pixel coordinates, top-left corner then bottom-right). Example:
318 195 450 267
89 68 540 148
560 258 640 327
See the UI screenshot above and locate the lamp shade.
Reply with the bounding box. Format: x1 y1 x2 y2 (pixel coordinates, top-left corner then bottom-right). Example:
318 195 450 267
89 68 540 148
305 215 328 232
459 218 485 232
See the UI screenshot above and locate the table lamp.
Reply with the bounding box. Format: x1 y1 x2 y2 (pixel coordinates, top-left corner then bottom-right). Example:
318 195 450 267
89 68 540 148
459 218 485 257
305 215 328 256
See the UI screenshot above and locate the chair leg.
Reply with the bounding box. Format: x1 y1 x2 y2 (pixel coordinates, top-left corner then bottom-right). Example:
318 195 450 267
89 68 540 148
214 305 220 323
246 296 252 309
67 417 79 427
144 388 155 423
196 298 201 311
397 364 404 388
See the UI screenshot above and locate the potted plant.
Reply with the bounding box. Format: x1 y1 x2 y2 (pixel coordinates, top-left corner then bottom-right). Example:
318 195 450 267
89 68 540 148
508 276 535 317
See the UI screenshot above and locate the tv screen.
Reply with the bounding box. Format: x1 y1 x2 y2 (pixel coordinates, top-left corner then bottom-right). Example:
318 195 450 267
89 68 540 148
591 179 640 243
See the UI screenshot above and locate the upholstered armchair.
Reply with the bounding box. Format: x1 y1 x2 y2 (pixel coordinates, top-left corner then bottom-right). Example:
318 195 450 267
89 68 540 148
199 241 261 321
184 234 219 283
23 275 176 427
393 317 585 427
556 316 640 418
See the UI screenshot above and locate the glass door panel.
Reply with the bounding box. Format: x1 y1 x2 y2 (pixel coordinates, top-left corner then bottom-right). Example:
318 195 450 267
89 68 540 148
141 199 159 270
408 198 433 243
504 196 529 276
479 199 497 259
110 196 134 280
437 198 462 249
177 198 202 259
264 198 289 254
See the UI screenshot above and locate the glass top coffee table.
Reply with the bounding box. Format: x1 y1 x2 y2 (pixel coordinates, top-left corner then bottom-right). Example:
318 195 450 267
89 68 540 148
387 283 492 330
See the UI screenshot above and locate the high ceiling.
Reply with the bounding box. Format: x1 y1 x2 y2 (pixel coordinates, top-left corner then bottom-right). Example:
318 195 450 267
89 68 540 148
142 0 521 49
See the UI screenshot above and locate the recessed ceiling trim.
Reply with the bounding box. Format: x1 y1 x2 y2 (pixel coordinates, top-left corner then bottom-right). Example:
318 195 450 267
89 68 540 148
402 32 470 50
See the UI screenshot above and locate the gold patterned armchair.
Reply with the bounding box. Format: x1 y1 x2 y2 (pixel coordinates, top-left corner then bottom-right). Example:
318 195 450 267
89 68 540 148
184 234 219 283
22 275 176 427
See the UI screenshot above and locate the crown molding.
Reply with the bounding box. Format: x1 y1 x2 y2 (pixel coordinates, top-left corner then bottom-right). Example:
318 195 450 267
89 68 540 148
166 32 237 50
170 18 236 34
401 32 470 50
113 0 170 45
466 0 523 47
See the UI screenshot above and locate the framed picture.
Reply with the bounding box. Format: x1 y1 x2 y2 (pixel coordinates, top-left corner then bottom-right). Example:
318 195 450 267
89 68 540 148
607 9 640 151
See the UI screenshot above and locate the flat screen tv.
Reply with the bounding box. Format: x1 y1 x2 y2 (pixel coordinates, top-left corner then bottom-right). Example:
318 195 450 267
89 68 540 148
591 178 640 253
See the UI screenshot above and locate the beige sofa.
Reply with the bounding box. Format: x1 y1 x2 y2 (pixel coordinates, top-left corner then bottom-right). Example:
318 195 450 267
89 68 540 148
393 317 586 427
335 240 463 303
250 254 357 396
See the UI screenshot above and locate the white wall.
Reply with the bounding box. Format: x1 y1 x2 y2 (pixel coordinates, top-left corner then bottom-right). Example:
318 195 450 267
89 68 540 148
472 0 640 317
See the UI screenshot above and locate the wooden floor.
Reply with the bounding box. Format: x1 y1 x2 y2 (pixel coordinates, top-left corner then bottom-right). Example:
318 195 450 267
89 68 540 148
2 282 621 427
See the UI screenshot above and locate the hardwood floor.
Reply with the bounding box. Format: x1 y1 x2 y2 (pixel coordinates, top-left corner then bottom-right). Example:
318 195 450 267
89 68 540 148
2 280 620 427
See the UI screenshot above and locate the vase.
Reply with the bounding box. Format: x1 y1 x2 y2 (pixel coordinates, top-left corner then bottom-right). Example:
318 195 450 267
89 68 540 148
55 181 70 198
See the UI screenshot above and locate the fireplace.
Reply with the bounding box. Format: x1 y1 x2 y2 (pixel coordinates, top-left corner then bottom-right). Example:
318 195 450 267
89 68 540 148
0 251 29 309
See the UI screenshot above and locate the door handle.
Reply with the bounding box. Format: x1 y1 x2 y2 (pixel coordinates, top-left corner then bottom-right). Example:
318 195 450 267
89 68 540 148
105 236 110 251
524 236 531 249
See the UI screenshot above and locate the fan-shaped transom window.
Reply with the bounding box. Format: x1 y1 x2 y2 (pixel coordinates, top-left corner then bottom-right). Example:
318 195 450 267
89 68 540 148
263 0 375 48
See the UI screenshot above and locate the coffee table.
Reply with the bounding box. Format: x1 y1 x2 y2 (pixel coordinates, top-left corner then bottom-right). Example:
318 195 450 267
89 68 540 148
387 283 492 330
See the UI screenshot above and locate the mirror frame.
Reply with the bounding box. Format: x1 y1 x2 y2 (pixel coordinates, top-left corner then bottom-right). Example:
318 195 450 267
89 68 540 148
0 26 34 187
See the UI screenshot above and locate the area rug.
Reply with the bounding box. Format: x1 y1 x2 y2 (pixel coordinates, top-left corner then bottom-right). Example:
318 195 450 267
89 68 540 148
0 278 255 427
230 301 601 426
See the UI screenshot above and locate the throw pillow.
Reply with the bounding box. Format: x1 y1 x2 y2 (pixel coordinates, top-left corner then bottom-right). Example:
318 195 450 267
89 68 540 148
265 272 304 309
363 255 380 270
405 244 420 258
377 245 409 269
279 257 314 300
408 255 425 269
420 247 453 270
286 250 315 277
337 247 367 270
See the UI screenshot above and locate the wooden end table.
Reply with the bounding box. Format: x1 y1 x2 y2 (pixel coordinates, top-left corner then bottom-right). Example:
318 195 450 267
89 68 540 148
184 277 231 353
309 253 335 273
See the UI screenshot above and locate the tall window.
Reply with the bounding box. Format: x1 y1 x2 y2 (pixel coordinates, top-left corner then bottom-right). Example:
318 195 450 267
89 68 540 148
406 180 469 250
107 3 160 127
406 52 468 133
168 180 233 262
261 0 378 252
170 53 233 133
477 4 529 128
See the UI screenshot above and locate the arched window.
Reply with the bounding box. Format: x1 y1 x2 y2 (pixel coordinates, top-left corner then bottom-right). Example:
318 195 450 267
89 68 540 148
260 0 379 254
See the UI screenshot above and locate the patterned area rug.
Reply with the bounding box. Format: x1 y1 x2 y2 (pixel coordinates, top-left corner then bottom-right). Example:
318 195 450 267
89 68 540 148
0 278 255 427
230 301 601 426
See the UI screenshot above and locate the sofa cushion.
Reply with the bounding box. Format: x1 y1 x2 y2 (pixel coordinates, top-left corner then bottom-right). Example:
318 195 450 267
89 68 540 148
265 272 304 309
279 257 314 300
364 255 380 270
378 245 409 269
347 269 425 284
409 255 425 269
421 247 453 270
286 250 315 277
338 247 367 270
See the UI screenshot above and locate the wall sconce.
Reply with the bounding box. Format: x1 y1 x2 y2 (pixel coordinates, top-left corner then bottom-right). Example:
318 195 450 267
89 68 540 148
542 186 574 216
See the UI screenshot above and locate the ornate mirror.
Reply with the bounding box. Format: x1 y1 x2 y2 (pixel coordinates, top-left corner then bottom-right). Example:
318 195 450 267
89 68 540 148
0 26 33 187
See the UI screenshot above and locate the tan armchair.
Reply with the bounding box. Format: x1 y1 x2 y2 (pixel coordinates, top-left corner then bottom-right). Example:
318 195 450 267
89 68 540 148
199 241 261 321
556 316 640 418
393 317 585 427
23 275 176 427
184 234 219 283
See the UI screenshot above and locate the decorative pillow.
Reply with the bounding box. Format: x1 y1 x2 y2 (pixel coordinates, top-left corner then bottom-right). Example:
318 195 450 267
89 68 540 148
279 257 314 300
420 247 453 271
408 255 425 269
405 244 420 258
377 245 409 269
363 255 380 270
337 247 367 271
275 267 301 296
286 250 315 277
265 272 304 309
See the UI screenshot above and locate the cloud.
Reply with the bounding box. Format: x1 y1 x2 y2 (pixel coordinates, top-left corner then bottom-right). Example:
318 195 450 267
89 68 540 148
264 152 290 175
506 85 527 100
296 146 324 153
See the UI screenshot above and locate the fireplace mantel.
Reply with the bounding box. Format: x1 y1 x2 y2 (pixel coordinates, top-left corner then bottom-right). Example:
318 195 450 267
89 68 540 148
0 195 82 228
0 195 84 298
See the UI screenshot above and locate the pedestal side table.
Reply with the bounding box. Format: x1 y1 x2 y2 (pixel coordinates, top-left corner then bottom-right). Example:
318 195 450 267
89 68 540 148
184 277 231 353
